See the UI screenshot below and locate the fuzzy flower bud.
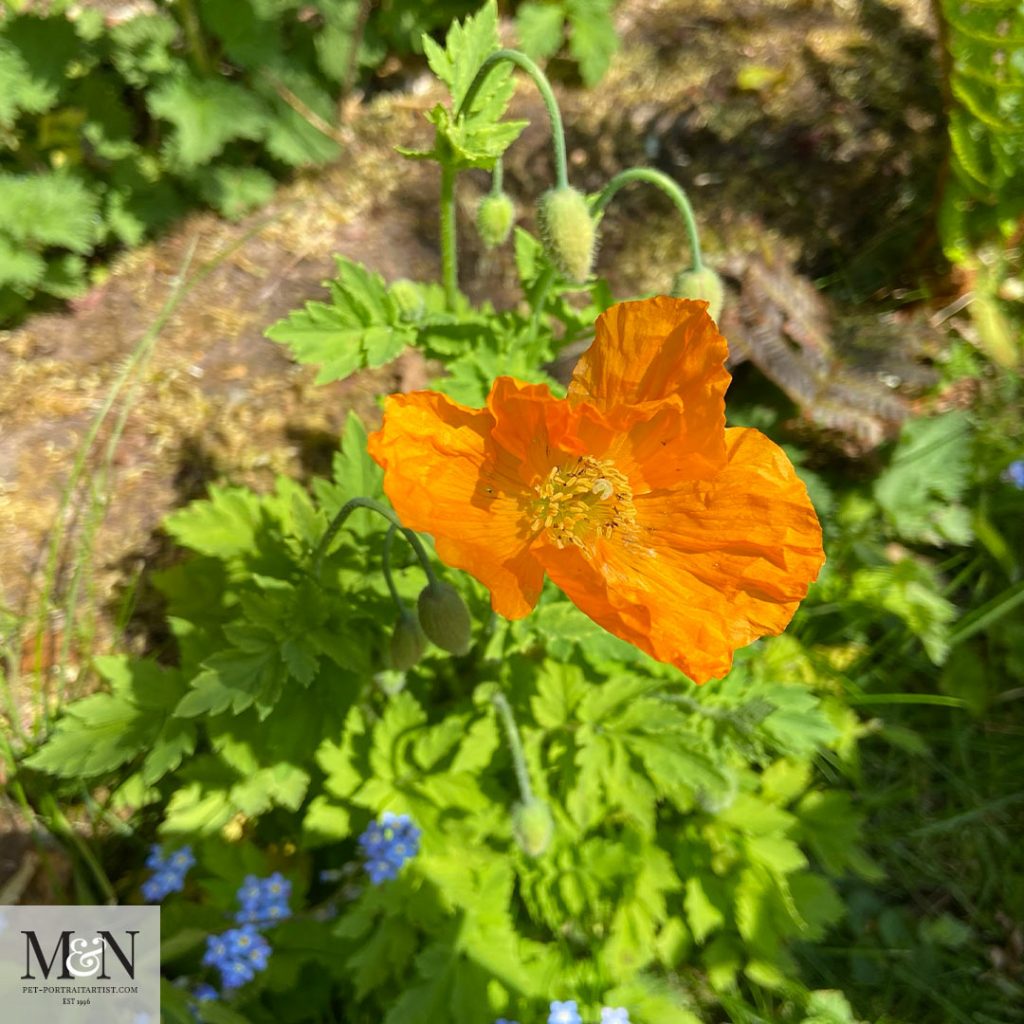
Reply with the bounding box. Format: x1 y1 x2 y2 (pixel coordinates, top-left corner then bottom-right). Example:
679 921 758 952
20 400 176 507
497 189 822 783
671 265 725 322
512 797 554 858
538 187 596 284
389 611 426 671
417 581 472 656
477 192 516 250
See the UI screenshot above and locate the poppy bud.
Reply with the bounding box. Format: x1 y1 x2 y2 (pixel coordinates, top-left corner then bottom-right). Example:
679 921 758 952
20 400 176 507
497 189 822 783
390 278 425 322
476 192 516 250
671 266 725 322
389 611 426 671
511 797 554 858
416 581 472 656
537 186 596 284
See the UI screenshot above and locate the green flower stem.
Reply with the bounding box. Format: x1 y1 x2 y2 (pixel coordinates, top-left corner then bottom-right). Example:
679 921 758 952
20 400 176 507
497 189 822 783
440 161 459 307
490 158 505 195
312 497 437 586
459 49 569 190
492 691 533 803
593 167 704 272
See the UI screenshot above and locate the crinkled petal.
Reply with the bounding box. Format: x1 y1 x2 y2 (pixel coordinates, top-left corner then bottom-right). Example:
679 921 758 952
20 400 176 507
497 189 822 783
568 296 731 464
537 428 824 682
367 392 544 618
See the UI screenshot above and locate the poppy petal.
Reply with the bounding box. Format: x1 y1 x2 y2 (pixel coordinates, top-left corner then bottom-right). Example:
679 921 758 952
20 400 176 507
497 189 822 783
367 392 545 619
568 296 731 456
536 428 825 682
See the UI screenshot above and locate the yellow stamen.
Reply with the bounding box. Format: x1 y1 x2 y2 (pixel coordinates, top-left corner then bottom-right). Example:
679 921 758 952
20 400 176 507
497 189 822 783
529 456 636 548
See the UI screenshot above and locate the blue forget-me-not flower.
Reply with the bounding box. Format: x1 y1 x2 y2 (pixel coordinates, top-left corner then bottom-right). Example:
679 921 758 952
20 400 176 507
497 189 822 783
141 844 194 902
234 871 292 924
549 1000 582 1024
358 811 421 884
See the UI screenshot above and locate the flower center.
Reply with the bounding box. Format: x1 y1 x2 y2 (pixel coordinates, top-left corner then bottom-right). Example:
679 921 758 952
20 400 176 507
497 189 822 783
529 456 636 548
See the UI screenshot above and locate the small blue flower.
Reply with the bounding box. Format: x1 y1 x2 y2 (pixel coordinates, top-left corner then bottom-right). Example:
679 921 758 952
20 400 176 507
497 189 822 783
220 959 255 990
495 1019 521 1024
233 872 293 925
193 983 218 1003
142 844 194 902
1002 460 1024 489
205 926 272 991
359 812 421 884
601 1009 630 1024
549 1000 582 1024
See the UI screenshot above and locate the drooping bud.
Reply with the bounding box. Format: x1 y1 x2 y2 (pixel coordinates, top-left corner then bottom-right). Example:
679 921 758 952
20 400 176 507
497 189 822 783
671 265 725 322
416 581 472 656
537 187 596 284
512 797 554 858
389 278 425 322
389 611 426 671
476 192 516 250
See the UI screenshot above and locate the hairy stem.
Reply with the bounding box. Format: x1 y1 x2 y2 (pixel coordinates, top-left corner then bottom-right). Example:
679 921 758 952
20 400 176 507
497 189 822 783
440 162 458 306
459 49 569 189
594 167 704 272
492 692 533 802
312 497 436 586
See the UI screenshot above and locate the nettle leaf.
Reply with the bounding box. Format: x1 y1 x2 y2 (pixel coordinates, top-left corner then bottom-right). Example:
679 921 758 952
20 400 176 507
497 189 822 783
148 72 268 170
0 15 83 126
108 12 179 86
0 235 45 289
405 0 526 169
0 173 100 253
257 67 342 166
266 257 416 384
516 2 566 61
193 165 276 221
567 0 619 86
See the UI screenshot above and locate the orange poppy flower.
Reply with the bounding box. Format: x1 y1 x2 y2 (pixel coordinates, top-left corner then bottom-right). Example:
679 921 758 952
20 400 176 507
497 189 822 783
367 296 825 682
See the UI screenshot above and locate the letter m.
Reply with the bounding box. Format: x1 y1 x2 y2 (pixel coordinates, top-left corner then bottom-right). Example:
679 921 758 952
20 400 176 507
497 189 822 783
22 931 73 980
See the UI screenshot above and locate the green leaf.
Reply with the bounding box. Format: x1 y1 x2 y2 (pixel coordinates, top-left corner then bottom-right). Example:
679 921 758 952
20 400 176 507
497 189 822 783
873 412 973 545
266 257 415 384
108 13 178 86
516 3 566 60
685 875 726 943
193 165 276 221
25 660 195 782
567 0 619 86
0 15 82 127
408 0 527 170
257 68 342 166
0 173 100 253
148 72 268 170
164 485 264 560
174 646 286 719
0 235 45 289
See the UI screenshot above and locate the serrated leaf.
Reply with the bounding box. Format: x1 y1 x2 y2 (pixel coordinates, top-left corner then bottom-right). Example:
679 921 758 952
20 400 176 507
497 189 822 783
257 67 342 166
567 0 619 86
164 485 264 560
411 0 527 170
148 73 267 170
266 257 415 384
516 2 566 60
0 173 100 253
0 235 45 288
193 165 276 221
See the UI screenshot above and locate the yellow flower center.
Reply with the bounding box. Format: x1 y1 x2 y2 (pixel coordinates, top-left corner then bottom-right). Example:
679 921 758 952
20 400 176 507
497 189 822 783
529 456 636 548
